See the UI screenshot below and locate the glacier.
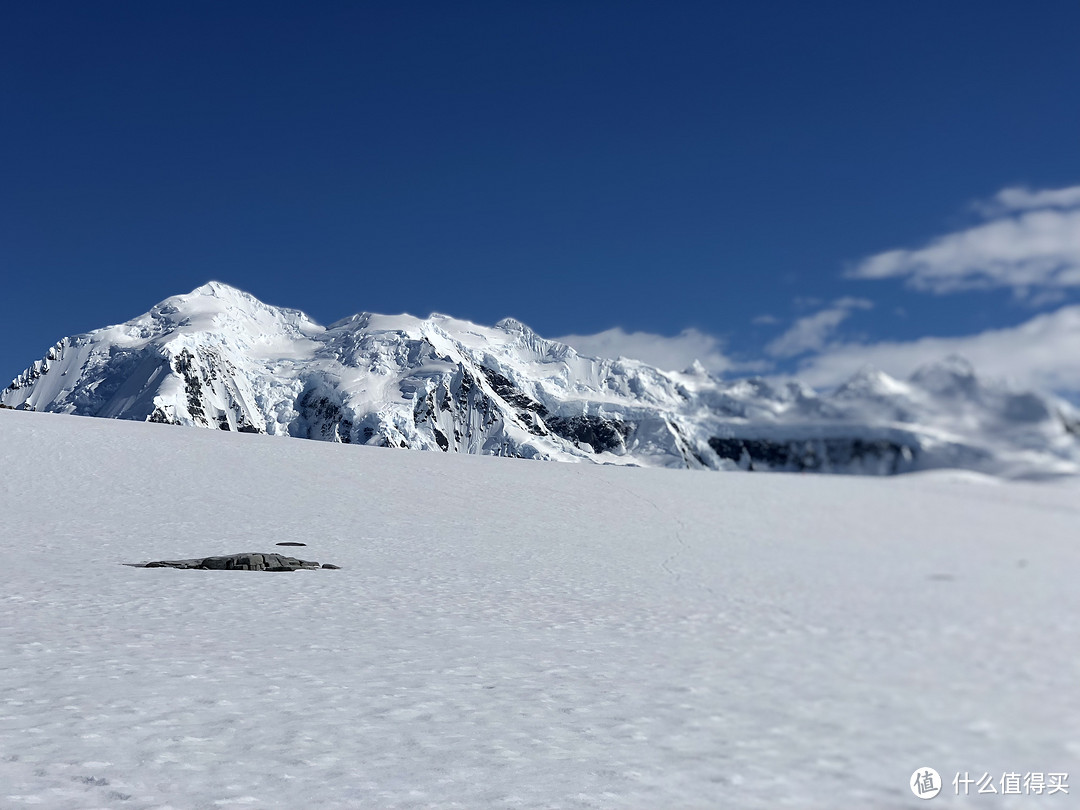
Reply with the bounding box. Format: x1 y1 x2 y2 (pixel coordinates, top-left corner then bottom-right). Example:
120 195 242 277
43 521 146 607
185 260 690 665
4 281 1079 477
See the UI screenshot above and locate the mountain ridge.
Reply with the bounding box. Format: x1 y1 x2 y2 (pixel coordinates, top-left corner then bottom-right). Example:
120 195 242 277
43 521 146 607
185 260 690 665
4 282 1079 478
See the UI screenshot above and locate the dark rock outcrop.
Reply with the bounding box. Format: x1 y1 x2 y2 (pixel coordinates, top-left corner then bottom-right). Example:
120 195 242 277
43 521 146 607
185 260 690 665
546 414 630 453
129 552 336 571
709 435 916 474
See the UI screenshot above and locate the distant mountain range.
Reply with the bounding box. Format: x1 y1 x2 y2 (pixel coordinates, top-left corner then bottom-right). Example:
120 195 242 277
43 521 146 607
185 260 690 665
5 282 1079 477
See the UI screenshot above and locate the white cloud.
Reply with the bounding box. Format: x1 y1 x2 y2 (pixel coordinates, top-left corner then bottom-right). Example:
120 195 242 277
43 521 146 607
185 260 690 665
850 184 1080 296
555 327 739 374
752 314 779 325
791 304 1080 395
978 185 1080 215
765 297 873 358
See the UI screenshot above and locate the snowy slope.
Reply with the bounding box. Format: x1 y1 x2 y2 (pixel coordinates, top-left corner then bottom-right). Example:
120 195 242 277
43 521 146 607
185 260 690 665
1 409 1077 809
5 282 1080 477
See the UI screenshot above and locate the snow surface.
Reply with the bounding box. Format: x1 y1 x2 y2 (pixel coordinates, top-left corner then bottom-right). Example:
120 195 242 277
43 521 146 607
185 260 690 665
1 409 1078 808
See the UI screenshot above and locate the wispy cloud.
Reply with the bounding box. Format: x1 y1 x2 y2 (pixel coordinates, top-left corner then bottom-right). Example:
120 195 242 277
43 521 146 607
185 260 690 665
976 185 1080 216
555 327 741 374
765 297 873 358
849 184 1080 297
791 304 1080 395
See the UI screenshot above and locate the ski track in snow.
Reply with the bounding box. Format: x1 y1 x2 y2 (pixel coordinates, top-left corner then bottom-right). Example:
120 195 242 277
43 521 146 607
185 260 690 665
594 474 694 592
1 410 1079 809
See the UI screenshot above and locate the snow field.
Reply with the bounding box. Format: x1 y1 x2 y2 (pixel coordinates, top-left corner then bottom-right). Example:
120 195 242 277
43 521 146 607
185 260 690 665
1 409 1078 808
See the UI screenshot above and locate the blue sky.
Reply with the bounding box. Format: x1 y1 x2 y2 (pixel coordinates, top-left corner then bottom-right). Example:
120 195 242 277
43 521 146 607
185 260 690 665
3 2 1080 395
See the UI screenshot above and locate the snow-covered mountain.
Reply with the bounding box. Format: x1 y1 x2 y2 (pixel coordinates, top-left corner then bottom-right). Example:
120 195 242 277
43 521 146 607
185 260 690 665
5 281 1079 477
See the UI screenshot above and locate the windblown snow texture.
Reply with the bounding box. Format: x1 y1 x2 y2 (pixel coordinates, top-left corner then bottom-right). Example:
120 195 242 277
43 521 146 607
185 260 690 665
4 281 1079 477
1 410 1077 808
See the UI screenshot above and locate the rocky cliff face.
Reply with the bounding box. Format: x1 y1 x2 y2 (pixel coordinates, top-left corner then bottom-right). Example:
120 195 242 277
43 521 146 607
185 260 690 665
5 282 1079 478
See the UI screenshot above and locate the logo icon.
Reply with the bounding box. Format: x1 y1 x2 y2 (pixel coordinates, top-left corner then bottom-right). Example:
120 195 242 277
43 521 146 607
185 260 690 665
911 767 942 799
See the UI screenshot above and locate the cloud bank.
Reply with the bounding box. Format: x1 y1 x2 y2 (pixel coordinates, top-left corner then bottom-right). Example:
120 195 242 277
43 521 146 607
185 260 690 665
556 307 1080 399
560 185 1080 398
555 327 740 374
792 305 1080 395
850 184 1080 297
765 297 873 358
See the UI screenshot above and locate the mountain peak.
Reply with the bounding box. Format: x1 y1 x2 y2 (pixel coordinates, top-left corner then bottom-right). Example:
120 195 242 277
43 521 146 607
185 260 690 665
178 280 270 308
835 365 908 398
191 280 241 296
146 282 322 338
909 354 979 395
494 317 535 336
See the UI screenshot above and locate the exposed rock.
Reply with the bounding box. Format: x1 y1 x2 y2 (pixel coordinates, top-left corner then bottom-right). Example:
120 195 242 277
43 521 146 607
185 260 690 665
709 436 916 474
129 552 335 571
479 365 549 416
546 414 630 453
433 427 449 451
